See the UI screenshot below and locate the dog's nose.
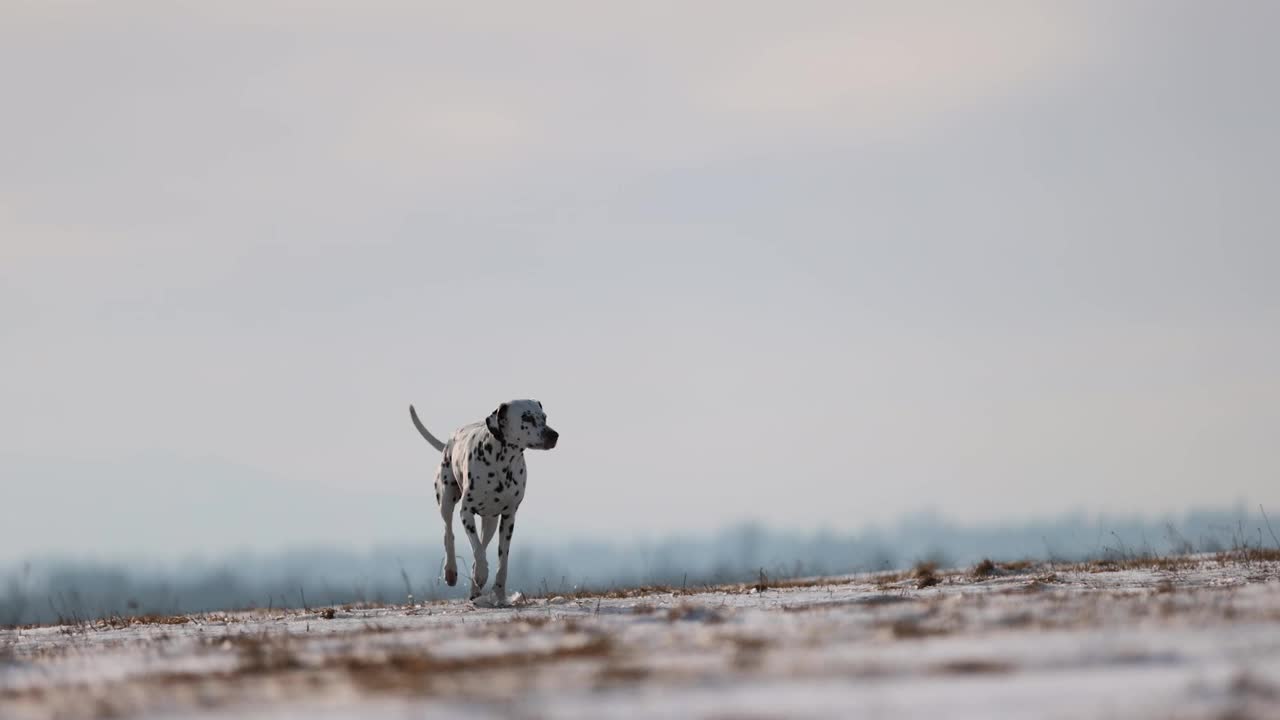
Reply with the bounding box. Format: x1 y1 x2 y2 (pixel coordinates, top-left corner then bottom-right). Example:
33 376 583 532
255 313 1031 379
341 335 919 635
544 428 559 448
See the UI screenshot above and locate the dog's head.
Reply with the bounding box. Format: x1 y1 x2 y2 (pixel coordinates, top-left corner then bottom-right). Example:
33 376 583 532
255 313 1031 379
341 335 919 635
486 399 558 450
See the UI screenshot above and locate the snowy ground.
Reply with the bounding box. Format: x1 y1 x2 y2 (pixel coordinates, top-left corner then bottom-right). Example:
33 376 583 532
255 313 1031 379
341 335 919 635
3 555 1279 719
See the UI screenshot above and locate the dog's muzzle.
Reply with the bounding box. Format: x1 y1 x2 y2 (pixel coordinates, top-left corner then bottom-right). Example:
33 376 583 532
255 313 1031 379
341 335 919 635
542 428 559 449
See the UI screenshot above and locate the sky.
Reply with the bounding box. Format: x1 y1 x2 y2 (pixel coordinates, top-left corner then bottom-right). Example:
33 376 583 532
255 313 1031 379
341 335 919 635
2 1 1278 563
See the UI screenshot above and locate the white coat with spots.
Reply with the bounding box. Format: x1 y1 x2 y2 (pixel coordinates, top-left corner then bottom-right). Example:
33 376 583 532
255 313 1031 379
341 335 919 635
409 399 558 603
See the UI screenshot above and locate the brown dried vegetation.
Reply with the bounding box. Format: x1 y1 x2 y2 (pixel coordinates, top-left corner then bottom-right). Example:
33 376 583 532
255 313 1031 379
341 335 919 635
913 561 941 589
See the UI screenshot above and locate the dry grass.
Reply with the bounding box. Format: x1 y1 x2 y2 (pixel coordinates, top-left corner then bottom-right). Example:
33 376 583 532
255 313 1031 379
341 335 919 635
753 569 772 592
536 584 683 601
970 559 1040 578
97 613 192 629
1071 555 1200 574
1217 547 1280 564
913 561 941 589
536 567 907 603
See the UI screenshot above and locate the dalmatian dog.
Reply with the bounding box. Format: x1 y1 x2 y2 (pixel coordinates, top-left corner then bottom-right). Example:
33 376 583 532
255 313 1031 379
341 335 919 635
409 400 558 603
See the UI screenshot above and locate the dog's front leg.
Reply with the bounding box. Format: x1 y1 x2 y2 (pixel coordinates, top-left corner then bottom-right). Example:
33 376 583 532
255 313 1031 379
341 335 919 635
460 512 488 599
481 515 499 550
492 512 516 603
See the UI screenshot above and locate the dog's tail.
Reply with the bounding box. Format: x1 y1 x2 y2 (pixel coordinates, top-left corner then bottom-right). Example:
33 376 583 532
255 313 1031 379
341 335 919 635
409 404 447 452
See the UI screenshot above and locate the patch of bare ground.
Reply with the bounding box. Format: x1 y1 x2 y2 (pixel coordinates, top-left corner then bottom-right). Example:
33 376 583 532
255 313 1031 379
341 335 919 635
8 630 620 713
7 554 1280 720
332 635 615 695
595 662 652 685
1229 672 1279 701
882 617 952 640
932 659 1015 675
1025 573 1062 590
666 604 727 624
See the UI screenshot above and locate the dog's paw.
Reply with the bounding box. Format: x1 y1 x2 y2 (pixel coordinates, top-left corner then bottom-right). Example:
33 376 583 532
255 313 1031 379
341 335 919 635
471 591 511 608
445 568 458 586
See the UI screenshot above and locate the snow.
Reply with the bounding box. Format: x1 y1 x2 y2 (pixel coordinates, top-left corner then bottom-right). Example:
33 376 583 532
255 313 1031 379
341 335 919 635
2 557 1279 719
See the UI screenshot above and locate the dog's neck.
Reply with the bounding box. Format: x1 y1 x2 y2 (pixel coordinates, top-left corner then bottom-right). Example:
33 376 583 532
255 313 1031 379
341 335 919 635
488 428 522 455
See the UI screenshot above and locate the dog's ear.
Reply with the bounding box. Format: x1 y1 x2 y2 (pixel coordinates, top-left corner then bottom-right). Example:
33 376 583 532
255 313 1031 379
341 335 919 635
486 402 509 444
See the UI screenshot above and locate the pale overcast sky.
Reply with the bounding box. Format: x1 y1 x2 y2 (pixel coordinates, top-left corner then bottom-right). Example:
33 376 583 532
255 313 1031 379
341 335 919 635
2 1 1277 562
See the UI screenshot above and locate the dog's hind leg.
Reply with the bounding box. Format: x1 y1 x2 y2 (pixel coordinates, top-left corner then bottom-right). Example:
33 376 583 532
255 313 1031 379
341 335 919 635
436 463 460 586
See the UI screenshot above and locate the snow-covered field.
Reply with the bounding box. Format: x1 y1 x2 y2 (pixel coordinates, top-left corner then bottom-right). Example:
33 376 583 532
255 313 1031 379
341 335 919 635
3 555 1279 719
